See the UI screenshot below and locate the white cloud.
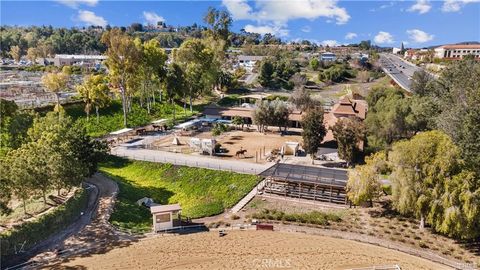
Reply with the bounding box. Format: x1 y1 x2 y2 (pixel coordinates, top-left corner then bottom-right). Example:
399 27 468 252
57 0 98 8
143 11 165 25
223 0 350 25
77 10 107 27
321 40 339 47
442 0 480 12
345 32 357 40
408 0 432 14
243 24 289 37
301 26 311 33
374 31 394 44
407 29 434 43
379 1 395 9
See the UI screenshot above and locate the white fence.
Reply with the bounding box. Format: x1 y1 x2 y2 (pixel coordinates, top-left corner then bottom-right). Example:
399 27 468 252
112 149 266 175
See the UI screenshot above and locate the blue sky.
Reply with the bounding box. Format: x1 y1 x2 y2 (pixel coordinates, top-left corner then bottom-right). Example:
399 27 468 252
1 0 479 48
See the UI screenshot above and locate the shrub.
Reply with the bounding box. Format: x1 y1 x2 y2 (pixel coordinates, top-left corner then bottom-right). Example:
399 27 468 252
0 189 88 257
418 242 429 248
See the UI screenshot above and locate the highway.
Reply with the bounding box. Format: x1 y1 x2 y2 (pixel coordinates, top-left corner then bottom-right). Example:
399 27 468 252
379 53 422 92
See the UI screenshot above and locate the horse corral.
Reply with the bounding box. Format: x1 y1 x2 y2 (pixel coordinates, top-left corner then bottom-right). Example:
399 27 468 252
148 129 303 163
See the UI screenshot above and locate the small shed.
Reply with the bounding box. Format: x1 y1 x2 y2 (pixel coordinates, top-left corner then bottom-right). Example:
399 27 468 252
150 204 182 232
284 142 300 156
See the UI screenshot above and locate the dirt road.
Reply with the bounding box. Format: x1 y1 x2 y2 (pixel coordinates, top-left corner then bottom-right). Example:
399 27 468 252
13 173 137 269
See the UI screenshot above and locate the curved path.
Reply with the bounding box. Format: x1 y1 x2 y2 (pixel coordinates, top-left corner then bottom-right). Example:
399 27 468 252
6 173 130 269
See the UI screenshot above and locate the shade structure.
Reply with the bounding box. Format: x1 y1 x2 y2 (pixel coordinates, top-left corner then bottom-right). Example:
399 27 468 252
259 163 348 204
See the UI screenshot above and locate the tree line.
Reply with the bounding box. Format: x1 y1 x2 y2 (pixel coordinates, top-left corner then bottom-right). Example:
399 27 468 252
0 100 106 214
347 57 480 239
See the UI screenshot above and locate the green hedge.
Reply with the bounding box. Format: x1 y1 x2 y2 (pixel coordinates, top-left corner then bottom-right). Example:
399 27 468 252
251 209 342 226
0 188 88 257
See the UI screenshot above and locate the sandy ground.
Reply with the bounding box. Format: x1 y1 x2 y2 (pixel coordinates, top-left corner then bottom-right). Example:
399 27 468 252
153 130 303 164
62 230 451 270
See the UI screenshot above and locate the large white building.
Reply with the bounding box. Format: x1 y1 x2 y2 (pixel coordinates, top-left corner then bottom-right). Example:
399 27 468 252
434 44 480 59
53 54 107 67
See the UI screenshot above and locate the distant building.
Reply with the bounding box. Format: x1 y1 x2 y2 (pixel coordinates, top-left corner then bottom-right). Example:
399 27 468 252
434 44 480 59
320 52 337 62
53 54 107 67
392 47 401 54
323 97 367 145
236 55 265 71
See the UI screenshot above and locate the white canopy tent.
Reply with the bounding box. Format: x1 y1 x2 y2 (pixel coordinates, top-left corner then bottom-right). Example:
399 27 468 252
109 128 133 135
152 119 168 124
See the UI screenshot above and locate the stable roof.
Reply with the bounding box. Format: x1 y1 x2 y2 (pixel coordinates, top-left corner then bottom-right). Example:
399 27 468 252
259 163 348 188
150 204 182 214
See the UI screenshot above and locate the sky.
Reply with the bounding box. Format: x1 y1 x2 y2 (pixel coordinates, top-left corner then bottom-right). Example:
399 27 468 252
1 0 479 48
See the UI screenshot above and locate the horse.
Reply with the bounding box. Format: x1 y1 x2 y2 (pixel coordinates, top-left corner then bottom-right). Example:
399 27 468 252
235 149 247 158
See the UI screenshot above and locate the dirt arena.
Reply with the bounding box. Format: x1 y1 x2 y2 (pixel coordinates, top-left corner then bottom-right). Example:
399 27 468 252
62 230 451 270
153 130 303 163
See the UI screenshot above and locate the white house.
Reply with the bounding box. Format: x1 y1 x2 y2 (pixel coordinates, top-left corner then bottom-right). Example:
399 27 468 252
320 52 337 62
150 204 182 232
236 55 264 71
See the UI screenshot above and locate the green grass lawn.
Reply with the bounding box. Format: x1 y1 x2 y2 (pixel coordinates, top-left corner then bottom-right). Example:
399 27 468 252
100 156 260 233
62 100 204 137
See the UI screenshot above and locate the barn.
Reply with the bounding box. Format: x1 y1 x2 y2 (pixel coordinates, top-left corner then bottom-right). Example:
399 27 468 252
259 163 348 204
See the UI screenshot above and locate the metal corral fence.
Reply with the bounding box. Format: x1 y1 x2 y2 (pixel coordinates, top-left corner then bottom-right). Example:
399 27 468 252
111 149 265 175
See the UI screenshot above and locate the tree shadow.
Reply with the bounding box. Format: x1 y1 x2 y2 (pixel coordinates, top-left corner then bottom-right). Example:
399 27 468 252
99 155 133 169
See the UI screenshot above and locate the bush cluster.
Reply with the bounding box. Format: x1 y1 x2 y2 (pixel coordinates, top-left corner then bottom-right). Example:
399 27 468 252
252 209 341 226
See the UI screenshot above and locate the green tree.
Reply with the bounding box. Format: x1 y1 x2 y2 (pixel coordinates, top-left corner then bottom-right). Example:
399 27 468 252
203 7 232 45
429 170 480 239
347 152 385 206
41 71 69 113
232 115 244 130
212 122 228 136
410 70 433 96
136 38 168 112
102 29 141 127
76 74 111 122
330 117 365 166
429 57 480 174
252 100 273 133
164 63 185 123
9 45 22 63
0 160 13 214
310 58 319 71
288 87 316 111
271 98 290 132
258 59 274 88
365 86 412 151
26 47 38 62
389 131 460 229
4 147 36 213
301 107 327 163
175 39 216 112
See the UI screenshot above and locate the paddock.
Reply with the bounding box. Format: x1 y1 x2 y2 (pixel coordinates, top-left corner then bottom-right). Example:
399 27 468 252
260 163 348 204
147 129 303 164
